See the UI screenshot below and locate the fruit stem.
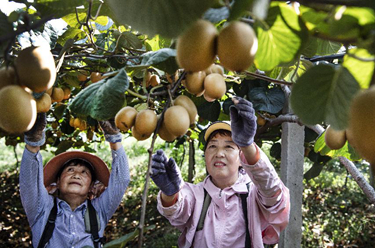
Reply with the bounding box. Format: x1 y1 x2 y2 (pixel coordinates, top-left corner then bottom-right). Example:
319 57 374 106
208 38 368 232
127 89 147 100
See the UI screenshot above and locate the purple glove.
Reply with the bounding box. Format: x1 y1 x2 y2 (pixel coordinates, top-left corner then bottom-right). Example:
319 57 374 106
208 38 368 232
24 113 46 147
98 120 122 143
150 149 184 196
229 97 257 147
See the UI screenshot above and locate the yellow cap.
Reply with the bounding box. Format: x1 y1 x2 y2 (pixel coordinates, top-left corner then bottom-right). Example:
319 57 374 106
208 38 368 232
204 121 231 141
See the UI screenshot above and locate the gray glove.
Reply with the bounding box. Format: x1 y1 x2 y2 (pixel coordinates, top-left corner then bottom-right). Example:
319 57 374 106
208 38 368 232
150 149 183 196
98 120 122 143
229 96 257 147
24 113 46 147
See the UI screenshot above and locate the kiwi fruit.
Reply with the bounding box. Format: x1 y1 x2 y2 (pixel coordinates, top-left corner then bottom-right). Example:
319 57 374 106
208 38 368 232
217 21 258 71
164 105 190 137
174 95 198 125
324 125 346 150
176 19 218 72
115 106 138 132
0 85 37 133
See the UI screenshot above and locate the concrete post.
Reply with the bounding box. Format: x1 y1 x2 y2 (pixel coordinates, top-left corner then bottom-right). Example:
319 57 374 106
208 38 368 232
279 121 305 248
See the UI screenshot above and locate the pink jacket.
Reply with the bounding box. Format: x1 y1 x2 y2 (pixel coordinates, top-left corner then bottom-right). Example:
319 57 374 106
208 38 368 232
157 148 290 248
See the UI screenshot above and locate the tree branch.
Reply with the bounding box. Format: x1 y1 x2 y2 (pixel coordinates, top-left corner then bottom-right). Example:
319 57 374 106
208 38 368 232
338 157 375 204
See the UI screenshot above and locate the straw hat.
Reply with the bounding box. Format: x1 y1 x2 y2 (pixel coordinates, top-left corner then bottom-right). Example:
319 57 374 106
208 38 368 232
204 121 231 142
43 151 110 187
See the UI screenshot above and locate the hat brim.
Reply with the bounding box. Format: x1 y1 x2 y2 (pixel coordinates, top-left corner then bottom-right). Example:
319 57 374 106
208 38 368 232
204 122 232 141
44 151 110 187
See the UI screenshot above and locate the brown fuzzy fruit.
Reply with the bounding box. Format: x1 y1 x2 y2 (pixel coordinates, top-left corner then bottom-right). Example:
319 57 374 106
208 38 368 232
115 106 138 132
158 120 177 142
204 64 224 75
90 72 102 83
51 87 64 102
63 87 71 100
134 109 157 136
176 19 218 72
73 118 81 129
0 85 37 133
174 95 198 125
16 46 56 92
147 75 160 87
131 126 151 141
324 125 347 150
203 73 226 100
184 71 206 95
346 86 375 163
0 66 17 90
217 21 258 71
164 105 190 137
36 93 52 113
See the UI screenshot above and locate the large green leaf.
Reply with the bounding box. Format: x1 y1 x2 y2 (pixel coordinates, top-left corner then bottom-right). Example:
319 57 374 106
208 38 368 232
228 0 254 21
290 64 360 130
127 48 179 74
69 69 129 120
197 100 221 122
284 59 313 83
105 0 215 38
33 0 87 19
248 86 285 114
254 2 308 71
343 48 375 89
302 36 342 58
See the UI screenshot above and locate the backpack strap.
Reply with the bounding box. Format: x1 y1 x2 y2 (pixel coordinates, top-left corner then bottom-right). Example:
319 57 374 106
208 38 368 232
240 183 251 248
196 188 211 231
37 198 57 248
87 200 105 248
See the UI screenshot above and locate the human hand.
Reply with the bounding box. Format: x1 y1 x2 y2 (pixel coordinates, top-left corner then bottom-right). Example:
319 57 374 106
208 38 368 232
24 113 46 147
98 120 122 143
229 96 257 147
150 149 183 196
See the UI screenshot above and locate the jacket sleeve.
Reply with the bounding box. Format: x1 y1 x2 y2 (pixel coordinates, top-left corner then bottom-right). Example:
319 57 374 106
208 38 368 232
19 147 51 226
156 183 200 231
94 146 130 223
241 146 290 244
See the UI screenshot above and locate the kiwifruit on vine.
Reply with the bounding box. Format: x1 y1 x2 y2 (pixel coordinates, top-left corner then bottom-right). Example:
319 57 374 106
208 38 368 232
90 72 103 83
0 85 37 134
164 105 190 137
131 126 151 141
346 86 375 164
133 109 158 138
0 66 17 90
174 95 198 125
203 73 226 102
176 19 218 72
51 87 64 102
115 106 138 132
147 74 160 87
217 21 258 71
324 125 347 150
36 93 52 113
205 63 224 75
15 46 56 93
184 71 206 95
158 116 177 142
63 87 71 100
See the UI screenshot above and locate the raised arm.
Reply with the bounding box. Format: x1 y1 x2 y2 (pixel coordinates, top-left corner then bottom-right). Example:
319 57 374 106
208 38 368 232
20 113 51 224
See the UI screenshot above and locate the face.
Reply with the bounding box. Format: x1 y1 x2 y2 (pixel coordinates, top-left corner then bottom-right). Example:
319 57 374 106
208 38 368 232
204 133 241 188
57 163 93 198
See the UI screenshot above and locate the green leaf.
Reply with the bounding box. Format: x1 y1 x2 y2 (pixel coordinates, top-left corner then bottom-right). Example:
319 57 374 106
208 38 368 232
54 104 67 120
290 64 360 130
104 225 155 248
55 140 74 155
228 0 254 21
248 86 285 114
69 69 129 121
114 31 143 50
284 59 314 83
62 13 86 29
254 2 308 71
304 162 324 181
33 0 87 19
302 37 342 58
197 101 221 122
127 48 179 75
106 0 215 38
58 27 85 46
0 11 14 36
343 48 375 89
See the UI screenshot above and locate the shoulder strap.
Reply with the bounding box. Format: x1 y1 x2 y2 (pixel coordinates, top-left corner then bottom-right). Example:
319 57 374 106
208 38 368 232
87 200 105 248
37 198 57 248
196 188 211 231
240 182 251 248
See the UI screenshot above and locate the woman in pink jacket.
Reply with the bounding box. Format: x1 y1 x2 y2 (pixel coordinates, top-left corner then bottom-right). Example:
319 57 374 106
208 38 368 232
150 97 290 248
